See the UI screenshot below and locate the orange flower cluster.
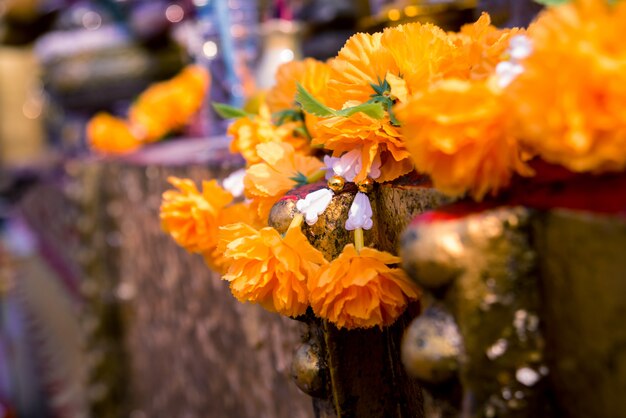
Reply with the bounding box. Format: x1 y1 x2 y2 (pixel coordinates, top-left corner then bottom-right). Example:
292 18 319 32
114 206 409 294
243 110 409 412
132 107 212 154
219 222 327 317
244 142 324 221
87 65 210 155
509 0 626 173
308 245 420 329
309 16 519 183
160 177 258 273
397 79 531 200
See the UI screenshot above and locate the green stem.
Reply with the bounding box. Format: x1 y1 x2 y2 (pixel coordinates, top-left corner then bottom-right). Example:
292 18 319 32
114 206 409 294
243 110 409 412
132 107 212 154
354 228 364 254
289 213 304 230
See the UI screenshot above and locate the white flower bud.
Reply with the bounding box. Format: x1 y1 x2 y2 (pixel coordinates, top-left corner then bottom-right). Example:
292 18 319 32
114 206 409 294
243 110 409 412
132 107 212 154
296 188 334 225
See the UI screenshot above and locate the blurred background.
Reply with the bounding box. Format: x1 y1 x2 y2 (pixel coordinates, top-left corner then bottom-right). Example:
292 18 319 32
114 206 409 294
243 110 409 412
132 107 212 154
0 1 542 417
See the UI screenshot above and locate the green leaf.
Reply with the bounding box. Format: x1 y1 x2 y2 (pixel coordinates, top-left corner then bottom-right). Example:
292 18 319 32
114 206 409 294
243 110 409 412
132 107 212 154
273 109 304 125
295 83 336 117
296 82 386 120
336 102 386 119
212 102 250 119
289 171 309 187
293 126 311 140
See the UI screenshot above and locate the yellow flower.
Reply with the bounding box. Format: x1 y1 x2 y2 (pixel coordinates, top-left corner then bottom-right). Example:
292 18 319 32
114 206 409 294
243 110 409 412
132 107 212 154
244 141 324 221
228 104 309 165
312 111 413 183
86 112 142 155
129 65 210 142
509 0 626 173
308 244 420 329
448 13 524 81
160 176 233 254
219 222 327 317
396 79 531 200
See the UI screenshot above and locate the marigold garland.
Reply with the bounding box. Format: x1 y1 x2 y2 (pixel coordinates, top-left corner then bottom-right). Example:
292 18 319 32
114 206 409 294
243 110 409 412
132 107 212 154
87 65 209 155
157 3 626 330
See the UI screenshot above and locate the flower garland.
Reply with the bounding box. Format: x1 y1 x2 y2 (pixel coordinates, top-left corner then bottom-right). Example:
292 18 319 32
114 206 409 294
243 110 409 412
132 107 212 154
160 0 626 329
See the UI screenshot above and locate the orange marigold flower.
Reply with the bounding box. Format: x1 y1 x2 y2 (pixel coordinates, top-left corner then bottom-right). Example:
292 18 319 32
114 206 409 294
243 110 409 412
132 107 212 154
219 222 327 317
326 32 399 109
308 244 420 329
312 110 413 183
266 58 330 113
228 104 310 165
509 0 626 173
86 112 142 155
160 176 233 254
396 79 531 200
129 65 210 142
244 141 324 221
447 13 524 81
201 202 262 274
266 58 331 138
381 22 456 95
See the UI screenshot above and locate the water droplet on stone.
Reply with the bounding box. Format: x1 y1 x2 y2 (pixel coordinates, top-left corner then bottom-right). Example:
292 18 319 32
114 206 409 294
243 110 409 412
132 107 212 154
516 367 540 387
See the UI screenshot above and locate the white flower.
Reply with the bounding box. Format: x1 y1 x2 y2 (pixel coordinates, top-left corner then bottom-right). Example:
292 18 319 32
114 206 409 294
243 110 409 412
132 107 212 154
222 168 246 198
327 148 381 182
369 152 381 180
509 35 533 61
332 149 362 182
296 188 334 225
345 192 373 231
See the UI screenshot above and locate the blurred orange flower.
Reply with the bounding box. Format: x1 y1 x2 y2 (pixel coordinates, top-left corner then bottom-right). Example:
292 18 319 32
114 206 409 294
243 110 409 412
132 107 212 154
86 112 142 155
228 104 309 165
312 110 413 183
397 79 531 200
266 58 330 113
244 141 324 221
308 244 420 329
219 222 327 317
448 13 524 81
160 176 233 254
129 65 210 142
509 0 626 173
